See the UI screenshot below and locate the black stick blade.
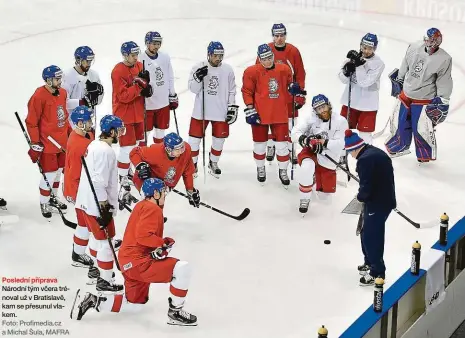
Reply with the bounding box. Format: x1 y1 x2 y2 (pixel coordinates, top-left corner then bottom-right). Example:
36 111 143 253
234 208 250 221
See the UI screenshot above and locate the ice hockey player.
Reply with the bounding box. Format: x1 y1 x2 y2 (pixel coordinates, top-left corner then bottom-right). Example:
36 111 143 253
75 115 126 292
26 65 70 218
242 44 305 187
338 33 385 145
62 46 104 119
291 94 348 213
63 106 95 269
344 130 396 286
111 41 153 191
71 178 197 326
139 31 178 145
129 133 200 208
385 28 453 163
187 41 237 179
257 23 306 165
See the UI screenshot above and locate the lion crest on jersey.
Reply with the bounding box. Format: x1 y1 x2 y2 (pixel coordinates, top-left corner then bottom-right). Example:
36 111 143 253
414 60 424 73
268 78 279 98
154 66 165 86
165 167 176 185
57 105 66 127
208 76 219 90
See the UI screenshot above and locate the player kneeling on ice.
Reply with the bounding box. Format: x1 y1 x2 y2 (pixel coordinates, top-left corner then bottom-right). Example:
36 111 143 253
385 28 452 163
129 133 200 208
71 178 197 326
242 44 305 187
291 94 347 214
187 41 237 178
75 115 126 293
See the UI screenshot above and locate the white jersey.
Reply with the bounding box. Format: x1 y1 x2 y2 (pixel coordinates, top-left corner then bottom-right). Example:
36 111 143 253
291 111 348 170
188 61 236 121
398 41 453 100
62 67 103 112
75 140 118 217
338 54 385 111
139 51 175 110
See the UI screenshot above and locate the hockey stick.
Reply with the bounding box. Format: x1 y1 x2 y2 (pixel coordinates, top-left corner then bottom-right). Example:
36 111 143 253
172 188 250 221
142 60 148 145
173 109 180 135
80 156 121 270
286 59 296 181
15 112 77 230
201 74 207 184
323 152 422 229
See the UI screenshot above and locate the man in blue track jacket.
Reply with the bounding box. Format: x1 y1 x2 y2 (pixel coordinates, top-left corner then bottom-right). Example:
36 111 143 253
345 129 396 286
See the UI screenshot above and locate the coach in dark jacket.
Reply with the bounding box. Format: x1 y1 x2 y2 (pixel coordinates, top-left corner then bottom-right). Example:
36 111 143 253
345 130 396 286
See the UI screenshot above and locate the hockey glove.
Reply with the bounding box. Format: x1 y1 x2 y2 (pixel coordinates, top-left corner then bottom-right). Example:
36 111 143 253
140 84 153 98
342 61 356 77
136 162 152 180
86 80 104 96
187 188 200 208
80 90 100 107
150 245 169 260
295 92 306 110
298 135 310 148
389 68 403 97
163 237 175 249
138 70 150 82
245 107 260 125
97 203 114 229
169 94 179 110
426 97 449 125
193 65 208 83
309 139 324 154
134 77 149 89
28 143 44 163
287 82 302 96
226 105 239 125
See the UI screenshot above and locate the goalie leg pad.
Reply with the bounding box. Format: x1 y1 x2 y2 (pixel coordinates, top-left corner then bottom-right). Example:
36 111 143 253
412 104 437 161
384 99 413 154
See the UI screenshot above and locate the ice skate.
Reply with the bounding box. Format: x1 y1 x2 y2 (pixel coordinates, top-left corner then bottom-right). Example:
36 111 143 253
0 198 7 210
257 166 266 185
70 289 105 320
388 149 411 159
119 175 131 192
118 188 139 210
358 264 370 276
266 145 275 163
167 297 197 326
417 159 430 166
87 267 117 286
359 274 375 286
208 160 221 179
96 277 123 293
49 196 68 213
279 169 290 188
40 202 52 219
71 251 93 268
299 199 310 216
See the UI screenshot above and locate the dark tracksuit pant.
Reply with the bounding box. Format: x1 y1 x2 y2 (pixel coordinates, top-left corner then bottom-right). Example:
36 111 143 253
360 205 391 279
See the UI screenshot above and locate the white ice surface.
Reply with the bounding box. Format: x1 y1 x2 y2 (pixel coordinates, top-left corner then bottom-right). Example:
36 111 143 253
1 0 465 337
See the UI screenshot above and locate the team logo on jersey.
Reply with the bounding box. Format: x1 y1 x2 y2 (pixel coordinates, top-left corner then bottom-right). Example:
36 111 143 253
411 60 424 79
57 105 66 128
317 131 329 140
207 76 219 96
165 167 176 185
268 78 279 98
155 66 165 86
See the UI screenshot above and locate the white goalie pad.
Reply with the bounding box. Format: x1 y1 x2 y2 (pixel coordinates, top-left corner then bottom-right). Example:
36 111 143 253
385 99 401 145
417 105 437 160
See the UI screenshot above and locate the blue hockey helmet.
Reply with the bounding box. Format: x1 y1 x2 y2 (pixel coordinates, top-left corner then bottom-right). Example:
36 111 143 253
42 65 63 81
271 23 286 36
312 94 332 110
74 46 95 64
424 28 442 54
145 31 163 45
141 177 166 198
70 105 93 125
361 33 378 50
207 41 224 55
164 132 185 156
257 44 273 60
121 41 140 56
100 115 125 134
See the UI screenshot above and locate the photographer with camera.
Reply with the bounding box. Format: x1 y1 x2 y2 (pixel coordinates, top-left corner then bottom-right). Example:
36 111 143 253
338 33 385 145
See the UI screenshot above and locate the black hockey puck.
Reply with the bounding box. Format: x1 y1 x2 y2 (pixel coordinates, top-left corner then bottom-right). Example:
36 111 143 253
324 240 331 245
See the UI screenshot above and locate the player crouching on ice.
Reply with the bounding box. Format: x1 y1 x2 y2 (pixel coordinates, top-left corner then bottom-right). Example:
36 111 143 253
128 132 200 209
385 28 453 163
71 178 197 326
291 94 347 214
